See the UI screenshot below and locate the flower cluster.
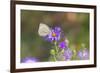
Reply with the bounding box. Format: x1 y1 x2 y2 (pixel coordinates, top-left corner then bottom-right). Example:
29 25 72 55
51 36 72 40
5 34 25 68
77 49 89 60
21 26 89 63
39 26 71 61
42 26 89 61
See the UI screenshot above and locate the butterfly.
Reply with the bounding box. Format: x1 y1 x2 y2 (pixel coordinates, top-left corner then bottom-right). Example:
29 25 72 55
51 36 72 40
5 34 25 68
38 23 51 37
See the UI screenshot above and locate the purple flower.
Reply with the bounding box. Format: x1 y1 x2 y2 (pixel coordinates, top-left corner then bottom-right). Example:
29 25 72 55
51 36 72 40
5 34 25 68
21 57 38 63
58 41 67 49
77 49 89 60
54 27 61 32
63 48 73 60
45 27 61 42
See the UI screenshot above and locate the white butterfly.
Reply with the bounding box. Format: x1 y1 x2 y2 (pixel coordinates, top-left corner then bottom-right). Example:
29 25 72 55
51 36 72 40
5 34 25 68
38 23 51 37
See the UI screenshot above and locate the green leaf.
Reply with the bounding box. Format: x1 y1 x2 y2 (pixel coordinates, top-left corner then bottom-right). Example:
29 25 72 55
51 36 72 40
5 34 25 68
50 49 55 55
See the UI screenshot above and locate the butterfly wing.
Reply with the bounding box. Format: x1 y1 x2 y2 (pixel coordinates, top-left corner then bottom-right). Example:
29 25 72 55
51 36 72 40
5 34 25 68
38 23 51 37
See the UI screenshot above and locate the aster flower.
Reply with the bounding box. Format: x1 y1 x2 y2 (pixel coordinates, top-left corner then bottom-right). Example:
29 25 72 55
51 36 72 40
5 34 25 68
45 27 61 42
58 41 67 49
63 48 73 60
77 49 89 60
21 57 38 63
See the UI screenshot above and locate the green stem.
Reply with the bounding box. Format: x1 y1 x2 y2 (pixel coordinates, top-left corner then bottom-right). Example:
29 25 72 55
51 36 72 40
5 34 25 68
54 41 59 54
53 55 56 61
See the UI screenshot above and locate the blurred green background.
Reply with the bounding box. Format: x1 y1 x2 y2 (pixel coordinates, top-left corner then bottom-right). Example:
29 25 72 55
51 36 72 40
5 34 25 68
21 10 89 62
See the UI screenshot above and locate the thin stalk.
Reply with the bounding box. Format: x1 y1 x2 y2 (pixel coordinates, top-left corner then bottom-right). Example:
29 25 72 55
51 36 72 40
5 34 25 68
53 55 56 61
54 41 59 54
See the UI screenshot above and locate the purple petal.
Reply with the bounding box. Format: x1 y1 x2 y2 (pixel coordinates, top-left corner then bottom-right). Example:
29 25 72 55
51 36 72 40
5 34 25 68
63 48 73 60
58 41 67 49
21 57 38 63
54 27 61 32
77 49 89 60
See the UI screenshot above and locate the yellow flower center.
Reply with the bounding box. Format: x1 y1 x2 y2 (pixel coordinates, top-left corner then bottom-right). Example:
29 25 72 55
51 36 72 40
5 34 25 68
52 32 56 37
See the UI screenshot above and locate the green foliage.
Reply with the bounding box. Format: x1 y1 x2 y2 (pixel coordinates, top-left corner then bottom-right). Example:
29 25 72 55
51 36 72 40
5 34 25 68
50 49 56 55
